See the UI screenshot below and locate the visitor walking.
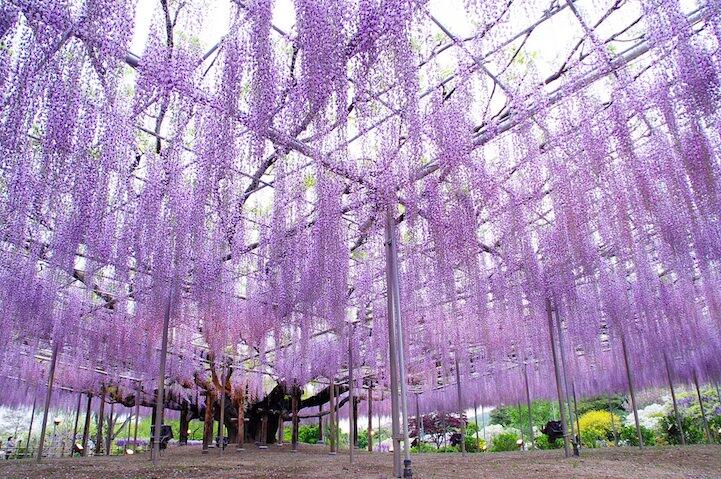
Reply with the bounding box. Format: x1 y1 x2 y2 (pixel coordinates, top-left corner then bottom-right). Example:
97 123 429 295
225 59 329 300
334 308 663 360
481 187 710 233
5 437 15 459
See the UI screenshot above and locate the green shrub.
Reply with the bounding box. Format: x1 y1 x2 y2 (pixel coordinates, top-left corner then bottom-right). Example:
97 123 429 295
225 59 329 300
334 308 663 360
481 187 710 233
298 425 319 444
464 434 486 452
535 434 562 450
411 442 436 453
491 432 520 452
577 410 620 447
282 424 321 444
708 415 721 442
657 414 706 445
620 425 655 446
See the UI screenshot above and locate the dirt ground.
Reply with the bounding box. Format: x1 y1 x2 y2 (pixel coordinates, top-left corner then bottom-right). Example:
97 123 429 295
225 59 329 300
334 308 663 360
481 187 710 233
1 444 720 479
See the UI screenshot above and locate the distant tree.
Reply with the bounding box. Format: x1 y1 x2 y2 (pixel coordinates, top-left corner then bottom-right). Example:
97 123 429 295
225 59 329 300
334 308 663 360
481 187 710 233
490 400 556 437
409 412 464 449
576 395 626 416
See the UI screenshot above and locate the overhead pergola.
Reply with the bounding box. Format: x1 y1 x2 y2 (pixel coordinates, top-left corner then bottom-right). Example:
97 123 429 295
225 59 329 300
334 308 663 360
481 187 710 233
1 0 720 476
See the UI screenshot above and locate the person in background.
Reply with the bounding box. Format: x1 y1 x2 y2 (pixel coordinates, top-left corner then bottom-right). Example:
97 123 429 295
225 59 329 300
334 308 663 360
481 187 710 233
6 437 15 459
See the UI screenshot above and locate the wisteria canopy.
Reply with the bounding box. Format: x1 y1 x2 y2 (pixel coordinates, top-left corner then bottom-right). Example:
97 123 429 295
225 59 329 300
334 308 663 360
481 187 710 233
1 0 720 449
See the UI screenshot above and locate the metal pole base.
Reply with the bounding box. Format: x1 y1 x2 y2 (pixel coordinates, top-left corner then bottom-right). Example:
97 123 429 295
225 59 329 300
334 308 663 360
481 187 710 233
403 459 412 478
329 451 337 456
201 449 209 455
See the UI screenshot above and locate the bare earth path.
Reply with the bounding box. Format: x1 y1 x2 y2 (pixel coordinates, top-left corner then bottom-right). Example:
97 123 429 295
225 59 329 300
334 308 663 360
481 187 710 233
1 444 720 479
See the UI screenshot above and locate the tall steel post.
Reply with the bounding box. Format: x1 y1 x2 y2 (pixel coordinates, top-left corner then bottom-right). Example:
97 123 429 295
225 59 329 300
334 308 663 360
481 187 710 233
36 342 60 463
81 394 92 456
554 307 578 456
329 379 337 455
473 404 480 444
663 354 685 445
481 405 486 443
415 394 423 444
317 404 322 444
71 392 82 456
151 287 173 464
455 355 466 456
24 394 38 458
620 333 643 448
348 323 355 464
388 206 412 477
524 365 535 449
546 299 570 457
607 394 619 446
571 381 581 449
367 383 373 452
134 382 141 448
219 362 226 455
384 207 402 477
692 370 712 442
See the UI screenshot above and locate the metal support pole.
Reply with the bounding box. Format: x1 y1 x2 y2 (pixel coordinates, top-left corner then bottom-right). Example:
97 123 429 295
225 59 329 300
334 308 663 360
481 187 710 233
71 392 82 456
368 383 373 452
126 406 132 447
388 206 412 478
473 404 480 444
81 394 92 456
555 307 578 456
334 384 340 449
455 355 466 456
607 394 619 446
620 333 643 448
481 405 486 443
329 379 337 455
219 363 226 455
692 370 712 443
384 207 402 477
353 398 359 449
291 391 299 452
259 413 268 449
546 299 570 457
36 342 60 463
25 394 37 458
415 394 423 446
517 403 525 449
236 390 245 451
664 355 685 445
571 382 581 450
524 365 535 449
317 405 323 444
106 401 115 455
96 388 106 455
134 383 141 449
348 324 355 464
151 286 173 464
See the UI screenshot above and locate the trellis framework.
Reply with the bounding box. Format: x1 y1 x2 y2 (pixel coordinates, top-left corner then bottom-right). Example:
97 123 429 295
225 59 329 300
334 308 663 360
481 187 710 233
1 0 720 476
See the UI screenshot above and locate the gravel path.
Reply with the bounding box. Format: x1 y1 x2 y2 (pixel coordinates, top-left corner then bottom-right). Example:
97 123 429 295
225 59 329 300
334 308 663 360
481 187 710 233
1 444 719 479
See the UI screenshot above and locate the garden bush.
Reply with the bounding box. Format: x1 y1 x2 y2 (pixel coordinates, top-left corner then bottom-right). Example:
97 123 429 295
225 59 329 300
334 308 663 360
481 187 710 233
535 434 562 450
410 442 437 453
620 424 656 446
657 414 706 444
463 434 486 452
577 410 620 447
490 432 520 452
